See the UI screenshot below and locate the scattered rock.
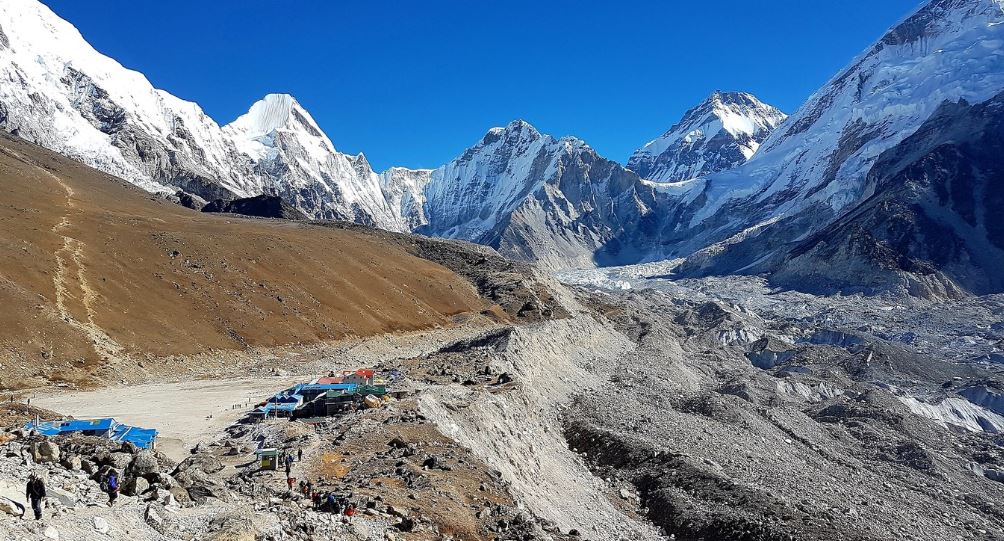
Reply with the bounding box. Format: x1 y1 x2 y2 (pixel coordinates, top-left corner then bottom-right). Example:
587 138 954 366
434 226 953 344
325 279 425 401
93 516 110 534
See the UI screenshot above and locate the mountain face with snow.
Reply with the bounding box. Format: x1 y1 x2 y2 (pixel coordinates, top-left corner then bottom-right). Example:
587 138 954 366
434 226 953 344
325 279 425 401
627 91 786 183
0 1 405 230
222 94 403 227
379 167 432 230
415 120 657 269
772 92 1004 297
660 0 1004 294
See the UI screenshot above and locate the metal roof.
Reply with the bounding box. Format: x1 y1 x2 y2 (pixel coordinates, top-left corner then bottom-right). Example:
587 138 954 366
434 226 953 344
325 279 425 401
24 418 158 449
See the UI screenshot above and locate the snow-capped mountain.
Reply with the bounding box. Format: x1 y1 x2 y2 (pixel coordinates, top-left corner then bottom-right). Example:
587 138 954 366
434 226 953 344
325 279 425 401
627 91 786 183
772 91 1004 298
379 167 432 231
0 0 405 230
222 94 403 227
415 120 656 269
662 0 1004 291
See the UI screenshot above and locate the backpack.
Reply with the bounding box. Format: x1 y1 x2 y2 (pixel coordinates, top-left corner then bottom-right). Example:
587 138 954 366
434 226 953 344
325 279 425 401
107 474 118 492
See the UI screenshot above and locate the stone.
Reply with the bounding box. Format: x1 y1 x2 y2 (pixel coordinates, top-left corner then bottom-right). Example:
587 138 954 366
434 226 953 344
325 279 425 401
0 497 24 517
130 450 158 475
43 525 59 540
144 504 163 528
168 485 192 505
47 486 78 507
0 480 28 514
108 452 133 470
60 455 82 471
80 459 96 474
32 440 60 463
93 516 110 534
175 453 223 475
144 472 175 488
124 476 149 496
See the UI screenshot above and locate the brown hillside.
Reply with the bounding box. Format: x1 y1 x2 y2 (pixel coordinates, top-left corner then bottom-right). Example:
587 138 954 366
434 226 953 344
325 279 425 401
0 135 492 389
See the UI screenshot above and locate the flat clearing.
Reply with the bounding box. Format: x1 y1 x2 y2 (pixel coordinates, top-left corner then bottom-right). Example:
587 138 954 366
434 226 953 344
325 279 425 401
32 376 299 460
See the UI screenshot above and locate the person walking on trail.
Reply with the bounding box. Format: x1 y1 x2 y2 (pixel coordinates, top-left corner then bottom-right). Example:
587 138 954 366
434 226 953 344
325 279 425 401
286 476 294 492
297 448 303 462
25 472 46 520
344 502 356 522
103 469 120 506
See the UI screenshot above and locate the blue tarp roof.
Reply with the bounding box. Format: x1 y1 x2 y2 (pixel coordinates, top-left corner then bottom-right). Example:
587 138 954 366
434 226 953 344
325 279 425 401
111 425 158 449
293 383 358 392
24 418 158 449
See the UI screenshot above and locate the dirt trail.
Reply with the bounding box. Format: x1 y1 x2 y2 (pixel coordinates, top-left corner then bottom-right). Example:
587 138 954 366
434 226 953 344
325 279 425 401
42 161 127 363
0 134 494 389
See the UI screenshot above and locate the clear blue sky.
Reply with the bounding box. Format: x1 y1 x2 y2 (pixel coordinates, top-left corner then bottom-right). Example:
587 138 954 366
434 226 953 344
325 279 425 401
42 0 921 171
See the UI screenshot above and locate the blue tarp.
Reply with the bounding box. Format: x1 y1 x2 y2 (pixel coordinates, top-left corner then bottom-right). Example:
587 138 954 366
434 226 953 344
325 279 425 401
24 418 158 449
111 425 158 449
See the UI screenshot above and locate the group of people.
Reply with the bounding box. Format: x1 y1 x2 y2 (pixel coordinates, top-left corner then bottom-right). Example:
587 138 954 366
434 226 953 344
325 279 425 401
24 468 119 521
282 447 303 491
313 490 355 519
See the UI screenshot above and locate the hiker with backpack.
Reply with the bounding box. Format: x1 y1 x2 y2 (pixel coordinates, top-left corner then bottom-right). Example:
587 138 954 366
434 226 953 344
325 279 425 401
102 469 120 506
25 472 46 520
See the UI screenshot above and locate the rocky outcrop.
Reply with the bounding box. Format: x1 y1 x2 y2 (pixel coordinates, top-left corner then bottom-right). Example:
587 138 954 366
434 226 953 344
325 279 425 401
202 194 308 220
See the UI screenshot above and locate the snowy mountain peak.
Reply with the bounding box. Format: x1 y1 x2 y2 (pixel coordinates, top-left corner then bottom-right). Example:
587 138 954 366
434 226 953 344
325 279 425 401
484 119 543 143
627 91 786 183
224 93 336 159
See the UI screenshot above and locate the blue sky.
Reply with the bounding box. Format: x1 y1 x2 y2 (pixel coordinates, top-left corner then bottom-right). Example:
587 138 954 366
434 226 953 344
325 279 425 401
43 0 920 171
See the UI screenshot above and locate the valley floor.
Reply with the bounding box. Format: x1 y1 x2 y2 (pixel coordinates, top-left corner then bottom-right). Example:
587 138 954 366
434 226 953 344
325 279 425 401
3 270 1004 541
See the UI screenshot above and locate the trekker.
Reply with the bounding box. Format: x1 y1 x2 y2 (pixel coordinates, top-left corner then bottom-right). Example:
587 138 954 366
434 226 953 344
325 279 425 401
344 502 356 522
104 469 120 505
25 473 45 520
286 476 294 491
297 448 303 462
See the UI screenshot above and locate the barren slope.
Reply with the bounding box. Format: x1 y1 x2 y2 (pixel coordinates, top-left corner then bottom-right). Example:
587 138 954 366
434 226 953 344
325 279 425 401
0 134 492 389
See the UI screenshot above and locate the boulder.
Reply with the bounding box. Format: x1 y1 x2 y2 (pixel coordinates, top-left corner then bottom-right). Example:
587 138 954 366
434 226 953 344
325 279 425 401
144 504 163 529
144 472 175 488
0 497 24 517
175 453 224 475
168 485 192 505
0 479 28 513
205 514 257 541
80 459 96 474
47 486 78 507
119 441 138 455
43 525 59 540
130 450 158 475
124 476 149 496
93 516 110 534
108 451 133 470
60 455 82 471
31 440 60 463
